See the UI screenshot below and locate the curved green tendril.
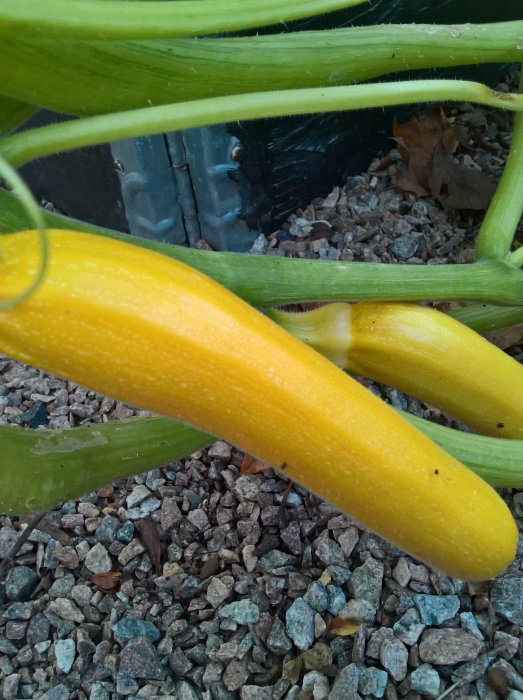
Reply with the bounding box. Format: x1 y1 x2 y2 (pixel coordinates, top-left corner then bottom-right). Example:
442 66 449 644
0 155 48 310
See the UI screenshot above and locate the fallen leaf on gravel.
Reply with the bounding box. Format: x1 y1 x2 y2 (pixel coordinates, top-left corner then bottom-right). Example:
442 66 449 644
393 106 458 196
428 141 496 210
329 616 361 636
90 571 121 590
240 454 272 474
135 518 162 574
485 324 523 350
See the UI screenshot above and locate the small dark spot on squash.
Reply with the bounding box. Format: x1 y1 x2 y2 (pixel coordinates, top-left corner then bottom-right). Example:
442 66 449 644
280 462 288 471
434 469 439 475
497 422 505 429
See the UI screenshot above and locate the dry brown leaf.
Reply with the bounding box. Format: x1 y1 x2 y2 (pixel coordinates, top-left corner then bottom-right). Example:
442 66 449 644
135 518 162 574
428 141 496 210
329 616 361 636
394 106 458 196
90 571 122 591
485 324 523 350
240 454 272 474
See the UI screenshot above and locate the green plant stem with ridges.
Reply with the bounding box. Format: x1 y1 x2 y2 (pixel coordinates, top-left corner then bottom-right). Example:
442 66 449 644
0 0 365 40
449 304 523 333
1 188 523 308
476 69 523 261
0 417 212 515
1 23 522 115
398 412 523 488
2 80 523 169
2 393 522 517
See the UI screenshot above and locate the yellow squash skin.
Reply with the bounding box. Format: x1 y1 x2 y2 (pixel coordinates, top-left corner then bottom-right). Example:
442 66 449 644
0 230 517 580
272 301 523 439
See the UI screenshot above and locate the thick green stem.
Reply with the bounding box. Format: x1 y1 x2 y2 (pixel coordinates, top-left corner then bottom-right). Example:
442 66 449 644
475 69 523 261
0 0 364 40
1 80 522 169
399 412 523 488
448 303 523 333
0 417 212 515
1 188 523 307
1 23 522 114
1 392 522 516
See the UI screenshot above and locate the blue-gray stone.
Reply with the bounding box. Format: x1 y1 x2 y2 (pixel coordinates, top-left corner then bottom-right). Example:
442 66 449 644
208 682 237 700
314 537 345 566
390 233 418 259
112 618 161 644
96 515 121 546
218 600 260 625
380 638 408 682
410 663 441 698
329 663 361 700
490 576 523 626
55 638 76 673
119 637 164 679
326 585 346 615
267 616 293 655
3 601 33 620
327 565 351 585
507 692 523 700
347 558 384 610
285 598 315 651
116 521 135 544
174 680 200 699
49 572 75 598
43 539 60 569
459 612 484 640
338 599 376 624
169 647 193 677
116 673 139 695
304 582 329 612
358 666 388 698
0 638 19 655
259 550 296 571
57 620 77 638
40 685 71 700
414 594 460 625
5 567 38 602
89 682 110 700
393 607 425 646
20 401 49 428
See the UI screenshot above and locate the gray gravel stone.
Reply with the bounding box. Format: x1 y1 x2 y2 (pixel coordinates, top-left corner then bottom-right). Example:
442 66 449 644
347 558 384 609
48 572 75 597
232 475 263 501
40 685 71 700
280 521 302 555
85 542 112 573
48 597 85 623
126 484 151 508
326 585 346 615
5 566 38 602
304 581 329 612
393 608 425 646
390 233 418 258
410 663 440 698
380 638 408 682
118 538 145 566
206 576 234 609
119 637 164 679
116 673 139 695
314 536 346 566
95 515 121 545
208 440 232 460
286 597 316 650
460 611 485 641
3 601 33 620
414 594 460 625
267 616 293 655
419 629 483 664
55 638 76 673
329 662 361 700
223 660 249 691
90 682 110 700
54 545 80 569
358 667 388 698
112 618 161 643
338 598 376 624
2 673 20 700
490 576 523 625
219 600 260 625
173 680 200 699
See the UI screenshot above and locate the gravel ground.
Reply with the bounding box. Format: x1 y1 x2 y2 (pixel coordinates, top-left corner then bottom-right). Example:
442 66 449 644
1 76 523 700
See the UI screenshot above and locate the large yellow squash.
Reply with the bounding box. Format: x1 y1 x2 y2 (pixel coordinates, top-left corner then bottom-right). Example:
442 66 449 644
0 230 517 580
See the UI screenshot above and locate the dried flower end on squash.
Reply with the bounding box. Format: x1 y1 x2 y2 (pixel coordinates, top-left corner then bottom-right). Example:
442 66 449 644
271 301 523 439
0 229 517 580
